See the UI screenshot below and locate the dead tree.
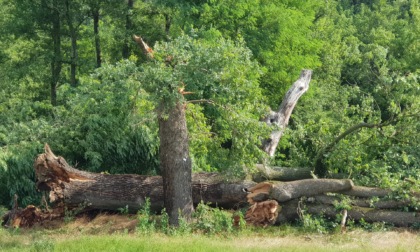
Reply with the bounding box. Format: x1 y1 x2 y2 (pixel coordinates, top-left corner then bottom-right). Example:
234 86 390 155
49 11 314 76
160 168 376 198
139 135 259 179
261 69 312 157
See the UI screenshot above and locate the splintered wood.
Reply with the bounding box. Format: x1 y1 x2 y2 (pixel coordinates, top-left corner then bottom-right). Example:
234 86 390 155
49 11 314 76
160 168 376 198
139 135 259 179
244 182 279 227
245 200 280 227
246 182 273 204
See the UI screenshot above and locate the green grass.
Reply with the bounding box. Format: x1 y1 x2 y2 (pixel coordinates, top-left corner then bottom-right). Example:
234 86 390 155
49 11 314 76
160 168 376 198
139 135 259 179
1 227 419 252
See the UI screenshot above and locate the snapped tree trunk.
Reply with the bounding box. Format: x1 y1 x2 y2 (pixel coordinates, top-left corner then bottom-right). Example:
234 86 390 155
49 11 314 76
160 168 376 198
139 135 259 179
245 179 353 204
158 102 194 225
261 69 312 157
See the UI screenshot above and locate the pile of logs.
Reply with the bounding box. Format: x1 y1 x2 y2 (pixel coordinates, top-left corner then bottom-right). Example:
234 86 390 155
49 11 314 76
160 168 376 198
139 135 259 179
2 144 419 229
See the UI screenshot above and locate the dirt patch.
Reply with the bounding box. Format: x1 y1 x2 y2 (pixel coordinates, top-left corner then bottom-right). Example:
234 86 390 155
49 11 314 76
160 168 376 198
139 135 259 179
64 213 138 234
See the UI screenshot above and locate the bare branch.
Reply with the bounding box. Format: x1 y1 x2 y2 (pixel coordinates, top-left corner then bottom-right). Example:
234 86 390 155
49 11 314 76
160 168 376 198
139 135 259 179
261 70 312 157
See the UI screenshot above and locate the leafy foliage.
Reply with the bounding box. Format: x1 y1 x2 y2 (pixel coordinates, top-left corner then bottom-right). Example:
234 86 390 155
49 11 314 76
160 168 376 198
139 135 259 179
139 33 270 173
52 60 159 174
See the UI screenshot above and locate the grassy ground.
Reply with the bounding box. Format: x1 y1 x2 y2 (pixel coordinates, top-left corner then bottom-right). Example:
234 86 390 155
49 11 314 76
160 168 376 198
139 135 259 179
0 214 419 252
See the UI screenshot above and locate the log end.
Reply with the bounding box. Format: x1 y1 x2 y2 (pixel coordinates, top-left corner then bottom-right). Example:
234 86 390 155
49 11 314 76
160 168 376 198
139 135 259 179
245 200 280 227
245 182 273 204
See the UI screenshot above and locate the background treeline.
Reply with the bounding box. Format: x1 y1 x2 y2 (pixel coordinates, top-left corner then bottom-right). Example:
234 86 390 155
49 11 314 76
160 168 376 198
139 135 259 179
0 0 419 209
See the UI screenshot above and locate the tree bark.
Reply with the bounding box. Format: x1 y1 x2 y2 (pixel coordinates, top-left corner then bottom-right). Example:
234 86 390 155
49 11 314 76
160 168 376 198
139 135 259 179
261 70 312 157
309 195 411 210
158 102 194 225
34 144 253 214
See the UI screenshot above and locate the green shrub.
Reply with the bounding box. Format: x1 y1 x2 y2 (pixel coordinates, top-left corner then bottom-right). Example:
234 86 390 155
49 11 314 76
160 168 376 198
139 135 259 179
192 202 234 235
0 141 42 207
137 198 156 234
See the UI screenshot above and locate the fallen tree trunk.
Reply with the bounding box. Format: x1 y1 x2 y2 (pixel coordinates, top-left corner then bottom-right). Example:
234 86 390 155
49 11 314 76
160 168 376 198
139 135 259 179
312 195 412 210
35 144 254 213
4 144 416 229
277 198 420 227
245 179 353 204
252 164 313 182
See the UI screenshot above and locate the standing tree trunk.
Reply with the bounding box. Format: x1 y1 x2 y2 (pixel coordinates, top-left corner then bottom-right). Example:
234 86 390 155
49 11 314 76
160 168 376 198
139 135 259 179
92 7 101 68
50 0 62 106
65 0 78 87
261 70 312 157
132 34 194 225
122 0 134 59
158 102 194 225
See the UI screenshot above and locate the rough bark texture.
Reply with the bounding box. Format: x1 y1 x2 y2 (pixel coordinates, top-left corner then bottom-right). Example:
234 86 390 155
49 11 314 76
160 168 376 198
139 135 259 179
261 70 312 157
342 186 391 198
34 144 253 214
159 102 194 225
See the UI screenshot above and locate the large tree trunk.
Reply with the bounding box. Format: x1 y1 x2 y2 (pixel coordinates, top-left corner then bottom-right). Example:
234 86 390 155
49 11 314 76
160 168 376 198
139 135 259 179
34 144 252 213
158 102 194 225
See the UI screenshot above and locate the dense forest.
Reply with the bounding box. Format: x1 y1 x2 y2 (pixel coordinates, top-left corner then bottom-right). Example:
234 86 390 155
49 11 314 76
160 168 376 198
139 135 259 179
0 0 419 215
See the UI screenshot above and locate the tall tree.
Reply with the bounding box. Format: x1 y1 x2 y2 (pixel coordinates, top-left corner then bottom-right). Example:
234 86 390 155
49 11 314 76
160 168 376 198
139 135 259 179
122 0 134 59
139 34 267 224
49 0 63 105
